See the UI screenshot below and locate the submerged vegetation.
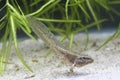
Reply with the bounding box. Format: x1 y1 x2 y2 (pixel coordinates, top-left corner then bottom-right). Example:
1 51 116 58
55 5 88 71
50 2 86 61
0 0 120 73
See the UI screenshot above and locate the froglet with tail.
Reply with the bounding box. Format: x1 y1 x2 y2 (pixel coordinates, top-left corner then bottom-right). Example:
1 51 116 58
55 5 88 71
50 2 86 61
27 17 93 72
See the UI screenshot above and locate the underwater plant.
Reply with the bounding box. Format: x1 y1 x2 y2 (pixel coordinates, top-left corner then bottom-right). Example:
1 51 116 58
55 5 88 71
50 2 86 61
0 0 120 73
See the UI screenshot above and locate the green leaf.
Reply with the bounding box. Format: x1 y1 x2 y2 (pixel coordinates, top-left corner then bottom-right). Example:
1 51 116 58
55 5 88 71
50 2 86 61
65 0 69 19
69 33 74 49
0 22 5 30
27 0 56 16
3 32 12 70
15 48 33 72
36 18 81 23
86 0 101 30
0 56 3 74
73 19 107 33
96 24 120 50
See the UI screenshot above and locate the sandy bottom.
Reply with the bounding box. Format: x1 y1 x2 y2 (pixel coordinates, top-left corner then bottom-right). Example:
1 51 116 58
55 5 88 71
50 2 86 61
0 33 120 80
